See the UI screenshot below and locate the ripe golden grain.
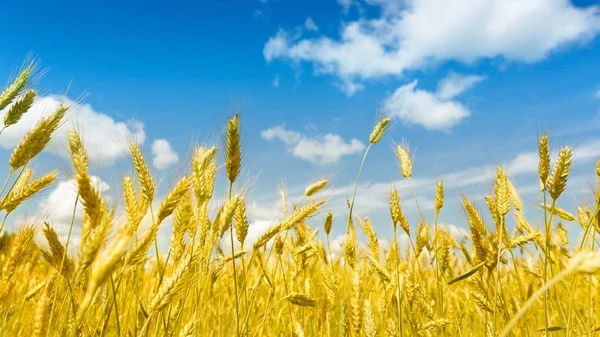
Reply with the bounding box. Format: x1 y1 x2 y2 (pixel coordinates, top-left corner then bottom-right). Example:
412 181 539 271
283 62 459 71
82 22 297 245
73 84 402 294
1 65 599 337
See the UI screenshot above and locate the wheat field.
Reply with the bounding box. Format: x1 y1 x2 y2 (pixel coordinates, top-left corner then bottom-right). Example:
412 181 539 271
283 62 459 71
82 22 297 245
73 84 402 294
1 63 600 337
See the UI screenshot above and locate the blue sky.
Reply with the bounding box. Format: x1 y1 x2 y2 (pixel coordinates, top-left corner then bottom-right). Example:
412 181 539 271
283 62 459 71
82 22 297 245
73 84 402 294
1 0 600 250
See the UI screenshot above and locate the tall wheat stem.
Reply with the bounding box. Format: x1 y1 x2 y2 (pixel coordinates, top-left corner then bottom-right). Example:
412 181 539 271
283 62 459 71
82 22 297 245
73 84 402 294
47 194 79 334
543 197 556 335
227 183 241 337
394 226 403 337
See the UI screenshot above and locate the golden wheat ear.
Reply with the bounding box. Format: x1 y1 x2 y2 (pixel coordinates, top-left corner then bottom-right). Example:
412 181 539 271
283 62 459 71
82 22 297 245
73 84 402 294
286 293 319 307
323 211 333 236
304 178 328 197
129 142 154 214
225 113 241 184
538 133 550 191
548 146 573 201
434 180 444 217
369 116 391 144
3 90 36 129
1 171 57 214
396 143 413 179
10 104 68 171
41 222 74 278
234 197 249 247
389 186 410 237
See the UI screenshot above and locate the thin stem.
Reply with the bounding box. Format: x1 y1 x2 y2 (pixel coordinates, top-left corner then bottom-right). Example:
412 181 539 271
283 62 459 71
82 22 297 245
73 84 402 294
326 234 334 274
251 297 286 337
566 207 600 336
110 276 121 335
500 268 572 337
567 223 597 336
0 166 26 233
433 213 445 337
277 247 294 326
508 250 530 336
587 228 596 335
408 179 424 221
493 215 505 331
394 226 403 337
348 144 372 228
344 143 372 315
240 244 249 337
543 197 556 335
0 214 8 237
47 193 79 334
227 182 241 337
0 171 14 201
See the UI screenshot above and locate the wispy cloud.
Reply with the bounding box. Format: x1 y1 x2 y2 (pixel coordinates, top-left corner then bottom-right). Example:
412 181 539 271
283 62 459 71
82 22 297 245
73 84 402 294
261 124 365 165
436 73 485 100
304 17 318 32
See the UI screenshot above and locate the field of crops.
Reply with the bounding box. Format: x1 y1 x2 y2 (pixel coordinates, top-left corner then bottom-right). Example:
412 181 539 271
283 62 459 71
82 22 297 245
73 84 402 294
1 63 600 337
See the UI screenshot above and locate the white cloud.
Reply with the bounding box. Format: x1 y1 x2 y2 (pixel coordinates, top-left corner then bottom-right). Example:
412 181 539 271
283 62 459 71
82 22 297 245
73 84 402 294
254 9 263 18
337 80 364 96
261 125 302 144
337 0 355 13
383 80 471 131
261 125 365 165
273 74 280 87
436 73 485 100
241 220 273 249
444 223 469 239
265 0 600 90
595 88 600 98
151 139 179 170
304 17 319 32
0 95 145 165
248 200 282 221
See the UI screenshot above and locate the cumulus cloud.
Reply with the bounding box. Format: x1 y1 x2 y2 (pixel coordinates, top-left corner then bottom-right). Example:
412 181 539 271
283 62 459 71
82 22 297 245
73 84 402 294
261 124 365 165
0 95 145 164
384 79 471 131
304 17 319 32
151 139 179 170
265 0 600 91
273 74 280 87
